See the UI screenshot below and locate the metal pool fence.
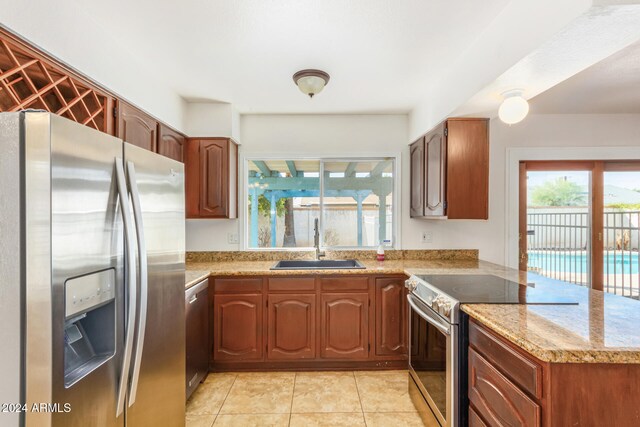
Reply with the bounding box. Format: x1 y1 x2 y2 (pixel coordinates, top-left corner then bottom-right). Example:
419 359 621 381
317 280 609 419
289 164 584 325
526 210 640 299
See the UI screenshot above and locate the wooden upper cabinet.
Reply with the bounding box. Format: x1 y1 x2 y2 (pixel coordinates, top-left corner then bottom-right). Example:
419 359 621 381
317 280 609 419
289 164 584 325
424 123 446 217
321 293 369 359
185 138 238 219
117 102 158 151
409 138 425 217
446 118 489 219
267 294 316 360
375 277 407 356
157 123 185 162
410 118 489 219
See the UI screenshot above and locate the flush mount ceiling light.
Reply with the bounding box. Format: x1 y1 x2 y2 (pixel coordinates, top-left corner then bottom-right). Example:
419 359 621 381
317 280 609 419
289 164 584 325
498 89 529 125
293 69 330 98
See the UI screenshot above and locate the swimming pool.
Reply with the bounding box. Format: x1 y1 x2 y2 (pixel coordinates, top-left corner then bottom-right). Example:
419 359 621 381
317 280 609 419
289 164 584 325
528 251 639 274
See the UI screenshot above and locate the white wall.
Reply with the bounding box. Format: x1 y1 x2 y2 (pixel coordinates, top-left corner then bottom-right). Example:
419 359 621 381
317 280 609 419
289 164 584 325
498 114 640 265
185 102 241 139
187 113 640 267
1 4 186 131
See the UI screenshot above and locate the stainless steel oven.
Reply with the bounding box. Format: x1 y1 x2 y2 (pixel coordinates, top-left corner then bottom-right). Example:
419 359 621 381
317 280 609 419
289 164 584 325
405 273 578 427
407 286 459 427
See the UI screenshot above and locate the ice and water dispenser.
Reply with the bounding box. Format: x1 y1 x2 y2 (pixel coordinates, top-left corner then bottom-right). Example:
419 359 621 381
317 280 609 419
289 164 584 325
63 269 116 387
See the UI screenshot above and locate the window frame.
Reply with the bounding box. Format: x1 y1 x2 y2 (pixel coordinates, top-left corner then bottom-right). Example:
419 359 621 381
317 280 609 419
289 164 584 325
242 155 401 250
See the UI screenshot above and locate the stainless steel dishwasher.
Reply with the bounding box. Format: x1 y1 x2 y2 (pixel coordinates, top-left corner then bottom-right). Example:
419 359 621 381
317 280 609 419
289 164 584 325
185 278 209 400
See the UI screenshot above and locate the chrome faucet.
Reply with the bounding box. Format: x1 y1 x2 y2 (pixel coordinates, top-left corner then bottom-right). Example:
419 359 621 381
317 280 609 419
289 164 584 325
313 218 325 260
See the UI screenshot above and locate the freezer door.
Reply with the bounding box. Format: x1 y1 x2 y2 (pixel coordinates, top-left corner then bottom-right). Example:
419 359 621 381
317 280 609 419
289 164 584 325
123 143 186 426
45 113 125 427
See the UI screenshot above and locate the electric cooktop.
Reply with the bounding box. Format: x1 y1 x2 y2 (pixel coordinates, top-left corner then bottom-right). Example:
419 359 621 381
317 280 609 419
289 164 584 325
414 274 579 305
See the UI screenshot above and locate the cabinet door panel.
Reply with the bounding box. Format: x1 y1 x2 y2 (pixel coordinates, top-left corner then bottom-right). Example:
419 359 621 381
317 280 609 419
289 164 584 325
117 102 157 151
446 119 489 219
469 406 489 427
185 138 238 219
157 123 185 162
424 123 446 217
267 294 316 359
200 140 228 217
410 138 425 217
469 348 540 427
213 294 263 361
321 293 369 359
375 278 407 356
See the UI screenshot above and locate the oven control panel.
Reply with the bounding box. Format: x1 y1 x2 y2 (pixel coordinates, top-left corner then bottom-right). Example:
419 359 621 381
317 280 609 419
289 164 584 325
406 275 459 323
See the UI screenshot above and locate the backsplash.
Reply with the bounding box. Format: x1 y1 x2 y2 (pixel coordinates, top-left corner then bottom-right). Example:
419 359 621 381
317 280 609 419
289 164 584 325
185 249 478 263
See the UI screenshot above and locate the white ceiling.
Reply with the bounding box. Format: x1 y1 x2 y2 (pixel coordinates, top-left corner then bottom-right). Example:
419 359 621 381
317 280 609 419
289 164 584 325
77 0 509 114
451 4 640 119
529 39 640 114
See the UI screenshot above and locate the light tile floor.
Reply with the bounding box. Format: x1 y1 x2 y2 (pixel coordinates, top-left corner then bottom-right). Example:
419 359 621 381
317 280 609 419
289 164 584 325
186 370 428 426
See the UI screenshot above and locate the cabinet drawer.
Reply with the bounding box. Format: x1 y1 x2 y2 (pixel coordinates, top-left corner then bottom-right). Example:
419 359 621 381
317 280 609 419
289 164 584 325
320 276 369 291
214 277 262 293
268 277 316 292
469 406 488 427
469 348 540 427
469 320 542 399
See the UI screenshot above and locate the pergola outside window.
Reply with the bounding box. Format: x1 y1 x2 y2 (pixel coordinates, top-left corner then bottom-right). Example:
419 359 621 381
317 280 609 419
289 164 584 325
247 158 395 249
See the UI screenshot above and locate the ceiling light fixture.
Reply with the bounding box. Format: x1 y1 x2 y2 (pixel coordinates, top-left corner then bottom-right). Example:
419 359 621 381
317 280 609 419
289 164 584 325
498 89 529 125
293 69 330 98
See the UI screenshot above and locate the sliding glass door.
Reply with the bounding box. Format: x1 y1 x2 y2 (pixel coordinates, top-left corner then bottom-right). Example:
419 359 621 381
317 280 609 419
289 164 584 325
520 161 640 300
520 162 593 286
602 164 640 298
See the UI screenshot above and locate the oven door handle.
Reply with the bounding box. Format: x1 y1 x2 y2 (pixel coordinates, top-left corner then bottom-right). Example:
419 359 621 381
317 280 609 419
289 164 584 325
407 294 451 336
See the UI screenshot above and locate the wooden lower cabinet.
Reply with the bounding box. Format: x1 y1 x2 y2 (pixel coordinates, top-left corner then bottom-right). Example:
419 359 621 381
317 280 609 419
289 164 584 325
321 293 369 359
211 275 408 370
213 293 263 361
469 319 640 427
469 348 540 427
267 294 316 360
375 277 407 356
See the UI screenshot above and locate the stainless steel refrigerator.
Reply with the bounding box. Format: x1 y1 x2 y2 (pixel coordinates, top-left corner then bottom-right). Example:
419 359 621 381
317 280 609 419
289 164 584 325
0 112 186 427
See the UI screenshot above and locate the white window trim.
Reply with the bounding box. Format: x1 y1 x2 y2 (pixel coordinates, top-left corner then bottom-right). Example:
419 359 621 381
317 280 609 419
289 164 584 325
241 153 402 251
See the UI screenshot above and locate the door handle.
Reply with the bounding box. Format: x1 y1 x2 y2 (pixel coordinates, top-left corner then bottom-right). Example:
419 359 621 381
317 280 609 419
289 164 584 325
126 161 148 407
188 294 198 304
115 159 137 418
406 294 451 336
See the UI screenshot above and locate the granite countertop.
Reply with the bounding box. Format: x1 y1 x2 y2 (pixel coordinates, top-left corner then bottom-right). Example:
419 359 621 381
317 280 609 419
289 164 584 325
461 283 640 364
184 252 640 364
185 270 210 290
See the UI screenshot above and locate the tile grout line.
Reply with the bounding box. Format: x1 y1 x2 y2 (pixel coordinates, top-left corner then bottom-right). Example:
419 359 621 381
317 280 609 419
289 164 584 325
352 371 368 426
215 373 239 419
288 372 297 427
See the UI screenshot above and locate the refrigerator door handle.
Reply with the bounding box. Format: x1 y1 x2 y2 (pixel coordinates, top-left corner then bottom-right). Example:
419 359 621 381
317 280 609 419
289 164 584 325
115 159 138 418
126 161 148 407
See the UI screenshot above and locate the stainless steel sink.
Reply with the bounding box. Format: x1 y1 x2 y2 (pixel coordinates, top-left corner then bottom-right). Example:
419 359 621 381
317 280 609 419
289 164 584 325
270 259 365 270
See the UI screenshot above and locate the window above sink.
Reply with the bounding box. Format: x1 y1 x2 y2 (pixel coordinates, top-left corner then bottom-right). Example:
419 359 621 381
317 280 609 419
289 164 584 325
245 157 397 250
